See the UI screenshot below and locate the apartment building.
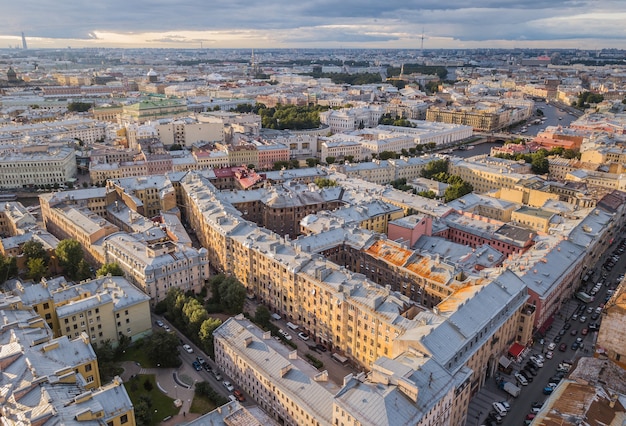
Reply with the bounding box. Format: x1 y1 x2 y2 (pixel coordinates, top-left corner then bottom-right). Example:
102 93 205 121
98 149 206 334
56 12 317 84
102 233 209 304
3 275 151 347
153 117 224 147
214 316 336 426
319 106 384 133
0 307 134 425
107 175 177 219
0 118 106 145
596 283 626 369
0 145 76 189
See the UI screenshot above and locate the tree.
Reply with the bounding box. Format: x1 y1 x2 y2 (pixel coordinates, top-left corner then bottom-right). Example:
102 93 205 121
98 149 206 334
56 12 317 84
306 158 319 167
145 330 181 368
169 144 183 151
97 263 124 277
67 102 92 113
199 317 222 356
378 151 396 160
254 305 271 327
22 240 49 266
444 181 474 202
420 159 449 179
325 156 336 165
531 156 550 174
56 239 84 280
27 258 47 281
76 259 92 281
0 254 17 284
314 177 338 188
219 277 246 314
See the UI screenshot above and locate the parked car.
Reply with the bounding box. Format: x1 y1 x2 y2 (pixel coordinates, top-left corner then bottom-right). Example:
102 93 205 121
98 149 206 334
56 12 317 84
233 389 245 402
559 343 568 352
278 329 292 340
519 370 533 382
553 335 562 343
515 372 529 386
532 402 543 409
581 328 588 336
223 381 234 392
155 320 164 327
298 332 310 341
530 356 544 368
545 351 553 359
579 315 587 323
571 341 579 351
591 313 599 320
192 361 202 371
315 344 327 352
547 342 556 351
570 329 577 336
163 324 171 332
182 344 193 353
563 323 571 330
499 401 511 411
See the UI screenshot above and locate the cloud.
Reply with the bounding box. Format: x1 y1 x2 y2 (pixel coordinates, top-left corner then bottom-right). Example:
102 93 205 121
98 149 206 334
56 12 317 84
2 0 625 48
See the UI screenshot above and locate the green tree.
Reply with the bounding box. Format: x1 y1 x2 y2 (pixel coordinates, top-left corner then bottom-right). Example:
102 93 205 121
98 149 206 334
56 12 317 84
325 156 336 165
22 240 49 266
306 158 319 167
76 259 92 281
145 330 181 368
169 144 183 151
56 239 84 280
67 102 92 113
314 177 338 188
420 159 449 179
27 257 47 281
198 317 222 356
97 262 124 277
378 151 397 160
531 156 550 174
444 181 474 202
219 277 246 314
254 305 271 327
0 254 17 284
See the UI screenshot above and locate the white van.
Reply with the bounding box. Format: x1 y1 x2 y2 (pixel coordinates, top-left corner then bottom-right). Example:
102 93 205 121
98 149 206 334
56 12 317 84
271 313 282 321
286 322 299 331
492 402 508 417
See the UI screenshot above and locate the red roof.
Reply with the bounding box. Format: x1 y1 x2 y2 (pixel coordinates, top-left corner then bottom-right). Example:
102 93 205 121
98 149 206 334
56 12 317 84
508 342 525 358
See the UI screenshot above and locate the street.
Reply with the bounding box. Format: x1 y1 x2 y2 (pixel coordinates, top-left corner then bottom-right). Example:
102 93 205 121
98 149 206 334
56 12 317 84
467 235 624 426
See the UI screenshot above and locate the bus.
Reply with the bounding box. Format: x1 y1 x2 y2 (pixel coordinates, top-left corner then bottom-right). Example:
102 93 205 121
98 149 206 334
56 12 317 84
576 291 594 303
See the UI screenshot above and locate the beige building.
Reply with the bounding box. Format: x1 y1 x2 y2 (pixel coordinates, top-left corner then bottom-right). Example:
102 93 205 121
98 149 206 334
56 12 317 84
103 233 209 304
0 145 76 189
154 117 224 147
596 283 626 369
107 175 177 219
3 275 151 348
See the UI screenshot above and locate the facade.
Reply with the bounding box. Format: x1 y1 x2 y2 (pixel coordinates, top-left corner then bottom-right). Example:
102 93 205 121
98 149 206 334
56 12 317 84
0 119 106 145
596 282 626 369
0 145 76 189
3 276 152 347
102 233 209 304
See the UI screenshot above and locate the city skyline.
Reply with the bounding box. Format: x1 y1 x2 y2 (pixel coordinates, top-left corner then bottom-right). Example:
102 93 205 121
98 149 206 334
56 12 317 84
2 0 626 50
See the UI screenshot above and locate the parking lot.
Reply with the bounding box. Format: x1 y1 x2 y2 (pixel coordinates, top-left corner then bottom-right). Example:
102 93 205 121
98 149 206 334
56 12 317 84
467 236 625 425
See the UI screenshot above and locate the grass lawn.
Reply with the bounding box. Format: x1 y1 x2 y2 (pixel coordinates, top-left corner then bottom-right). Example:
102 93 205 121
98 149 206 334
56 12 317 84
190 394 217 414
117 342 155 368
124 374 178 425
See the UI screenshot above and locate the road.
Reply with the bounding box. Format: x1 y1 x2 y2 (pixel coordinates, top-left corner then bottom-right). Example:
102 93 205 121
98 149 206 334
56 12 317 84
468 234 624 426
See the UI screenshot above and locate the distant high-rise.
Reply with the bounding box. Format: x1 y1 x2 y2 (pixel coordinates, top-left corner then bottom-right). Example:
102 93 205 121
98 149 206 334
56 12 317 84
21 32 27 50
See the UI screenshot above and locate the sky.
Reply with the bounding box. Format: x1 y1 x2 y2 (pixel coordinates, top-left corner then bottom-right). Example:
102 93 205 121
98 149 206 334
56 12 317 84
2 0 626 50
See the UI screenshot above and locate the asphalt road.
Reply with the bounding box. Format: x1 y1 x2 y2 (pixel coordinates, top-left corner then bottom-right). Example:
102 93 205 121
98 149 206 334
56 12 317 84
493 237 624 426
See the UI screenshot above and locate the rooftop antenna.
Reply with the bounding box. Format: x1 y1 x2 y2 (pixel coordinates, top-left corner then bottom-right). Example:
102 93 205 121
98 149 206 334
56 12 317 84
420 27 425 53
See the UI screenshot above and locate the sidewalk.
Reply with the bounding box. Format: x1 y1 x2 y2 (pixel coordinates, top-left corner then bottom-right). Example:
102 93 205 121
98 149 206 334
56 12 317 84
120 361 202 424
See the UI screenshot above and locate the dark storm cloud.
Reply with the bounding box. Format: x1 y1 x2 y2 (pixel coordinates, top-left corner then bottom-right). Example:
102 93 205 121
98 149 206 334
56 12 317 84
2 0 625 45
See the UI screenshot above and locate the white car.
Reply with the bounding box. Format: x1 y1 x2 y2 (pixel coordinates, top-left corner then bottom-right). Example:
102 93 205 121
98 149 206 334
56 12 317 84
545 351 553 359
515 372 528 386
278 329 292 340
547 342 556 351
182 344 193 353
223 381 234 392
530 356 543 368
298 332 310 341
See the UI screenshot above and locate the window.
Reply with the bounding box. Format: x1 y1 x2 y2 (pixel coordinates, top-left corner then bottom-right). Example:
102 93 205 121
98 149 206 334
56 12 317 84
120 414 128 424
